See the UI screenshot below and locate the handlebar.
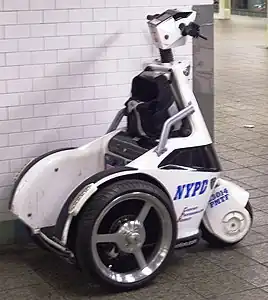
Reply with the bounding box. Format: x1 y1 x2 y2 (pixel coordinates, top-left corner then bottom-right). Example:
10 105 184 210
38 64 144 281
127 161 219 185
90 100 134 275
147 13 208 40
146 14 160 21
179 22 207 40
199 34 208 40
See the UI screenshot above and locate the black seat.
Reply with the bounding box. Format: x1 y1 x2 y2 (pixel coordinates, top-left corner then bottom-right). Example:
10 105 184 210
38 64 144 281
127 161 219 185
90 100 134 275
107 131 157 160
105 131 158 168
125 70 179 139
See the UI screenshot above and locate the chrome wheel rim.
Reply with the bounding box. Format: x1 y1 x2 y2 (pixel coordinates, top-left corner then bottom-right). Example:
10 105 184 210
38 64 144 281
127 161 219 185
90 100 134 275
91 192 173 284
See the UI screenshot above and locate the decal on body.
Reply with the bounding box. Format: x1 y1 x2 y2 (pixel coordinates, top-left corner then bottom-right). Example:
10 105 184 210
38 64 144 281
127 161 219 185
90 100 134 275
177 206 204 222
173 179 208 201
175 238 198 249
209 188 229 208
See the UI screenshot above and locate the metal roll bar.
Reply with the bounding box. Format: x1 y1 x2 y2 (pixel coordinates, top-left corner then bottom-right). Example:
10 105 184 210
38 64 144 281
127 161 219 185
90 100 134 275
106 104 195 157
106 109 126 133
155 103 195 156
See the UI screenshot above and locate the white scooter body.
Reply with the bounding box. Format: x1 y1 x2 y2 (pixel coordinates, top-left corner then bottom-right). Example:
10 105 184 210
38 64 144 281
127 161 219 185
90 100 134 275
9 8 252 290
10 59 250 247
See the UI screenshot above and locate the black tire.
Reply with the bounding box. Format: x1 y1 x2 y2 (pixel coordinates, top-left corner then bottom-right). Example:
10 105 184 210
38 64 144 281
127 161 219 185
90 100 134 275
200 202 253 248
10 147 75 249
75 179 177 291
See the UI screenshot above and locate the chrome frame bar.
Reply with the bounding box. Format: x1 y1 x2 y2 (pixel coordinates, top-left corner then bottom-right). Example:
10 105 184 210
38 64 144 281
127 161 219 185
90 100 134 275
106 108 125 133
155 103 195 156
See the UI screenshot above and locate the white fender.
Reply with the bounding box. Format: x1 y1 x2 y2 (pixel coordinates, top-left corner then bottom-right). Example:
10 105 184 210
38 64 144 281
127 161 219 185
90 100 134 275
68 169 141 217
202 178 251 244
60 169 141 245
10 130 121 229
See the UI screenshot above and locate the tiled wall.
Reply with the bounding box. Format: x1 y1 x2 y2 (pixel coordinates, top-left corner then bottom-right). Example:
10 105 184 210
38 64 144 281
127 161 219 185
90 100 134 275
0 0 212 223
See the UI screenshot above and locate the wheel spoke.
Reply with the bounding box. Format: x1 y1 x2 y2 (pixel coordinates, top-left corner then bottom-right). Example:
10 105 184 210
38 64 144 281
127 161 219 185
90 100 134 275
134 250 147 270
137 202 152 223
95 233 121 244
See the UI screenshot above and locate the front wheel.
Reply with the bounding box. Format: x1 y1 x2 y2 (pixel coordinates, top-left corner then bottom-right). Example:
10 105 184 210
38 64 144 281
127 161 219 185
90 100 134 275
201 202 253 248
75 179 177 291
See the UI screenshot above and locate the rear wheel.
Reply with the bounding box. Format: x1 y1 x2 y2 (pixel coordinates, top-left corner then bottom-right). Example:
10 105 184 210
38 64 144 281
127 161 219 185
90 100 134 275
75 179 177 291
201 202 253 248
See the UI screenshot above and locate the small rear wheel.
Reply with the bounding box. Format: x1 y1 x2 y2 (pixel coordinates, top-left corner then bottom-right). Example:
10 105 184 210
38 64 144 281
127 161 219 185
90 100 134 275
201 202 253 248
75 179 177 291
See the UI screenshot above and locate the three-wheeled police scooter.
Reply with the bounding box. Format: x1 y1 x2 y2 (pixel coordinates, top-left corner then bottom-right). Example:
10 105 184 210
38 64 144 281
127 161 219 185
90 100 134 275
9 9 253 291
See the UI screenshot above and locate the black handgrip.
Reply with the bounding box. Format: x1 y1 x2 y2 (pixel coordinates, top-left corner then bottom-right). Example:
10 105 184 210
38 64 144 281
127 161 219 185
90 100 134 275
147 14 159 20
199 34 208 40
179 22 207 40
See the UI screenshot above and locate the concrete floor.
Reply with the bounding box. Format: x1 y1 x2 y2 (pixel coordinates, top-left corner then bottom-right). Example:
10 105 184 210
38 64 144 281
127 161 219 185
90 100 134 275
1 16 268 300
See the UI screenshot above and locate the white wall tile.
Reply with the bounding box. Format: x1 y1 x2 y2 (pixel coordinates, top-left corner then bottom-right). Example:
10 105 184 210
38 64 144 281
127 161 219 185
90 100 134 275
81 22 106 35
93 8 117 21
20 64 45 78
59 126 83 140
70 87 95 101
0 12 17 25
0 108 8 121
8 105 34 119
7 78 33 93
31 50 57 64
0 94 20 107
0 146 22 161
22 117 46 131
6 52 32 66
0 161 10 174
56 0 81 9
20 91 45 105
81 0 105 8
44 10 69 23
0 40 18 53
71 112 95 126
57 22 81 36
18 11 43 24
9 132 34 146
69 9 93 22
46 115 72 129
0 120 21 134
5 25 30 39
31 24 57 37
45 36 69 50
58 101 83 114
18 38 44 52
30 0 55 10
69 35 94 48
0 134 9 147
0 66 19 81
4 0 30 11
